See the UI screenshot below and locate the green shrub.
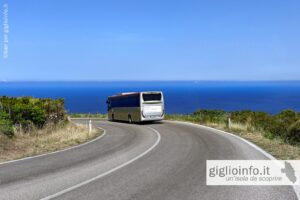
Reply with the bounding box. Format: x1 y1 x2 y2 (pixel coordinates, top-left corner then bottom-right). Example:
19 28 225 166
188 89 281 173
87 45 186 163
192 109 228 123
231 110 254 124
251 112 273 130
286 120 300 144
263 131 276 140
0 96 67 135
0 111 14 137
0 111 9 120
275 110 299 124
0 120 14 138
31 106 46 127
272 110 299 139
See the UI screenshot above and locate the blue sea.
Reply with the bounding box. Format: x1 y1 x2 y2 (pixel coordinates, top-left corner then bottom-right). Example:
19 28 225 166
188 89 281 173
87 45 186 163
0 81 300 114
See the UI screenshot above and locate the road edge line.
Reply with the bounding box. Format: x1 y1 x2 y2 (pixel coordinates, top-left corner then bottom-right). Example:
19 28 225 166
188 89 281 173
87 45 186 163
0 121 106 166
167 120 300 200
40 126 161 200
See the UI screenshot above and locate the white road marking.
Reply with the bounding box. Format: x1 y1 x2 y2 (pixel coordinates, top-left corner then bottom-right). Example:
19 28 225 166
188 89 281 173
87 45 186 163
0 123 106 166
40 126 161 200
168 120 300 200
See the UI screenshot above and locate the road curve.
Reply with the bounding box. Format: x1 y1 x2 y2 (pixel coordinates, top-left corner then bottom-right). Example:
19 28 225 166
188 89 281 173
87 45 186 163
0 119 297 200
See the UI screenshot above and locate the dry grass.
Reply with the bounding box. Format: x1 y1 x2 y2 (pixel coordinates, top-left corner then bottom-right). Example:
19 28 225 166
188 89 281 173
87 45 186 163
0 122 102 162
207 122 300 160
168 118 300 160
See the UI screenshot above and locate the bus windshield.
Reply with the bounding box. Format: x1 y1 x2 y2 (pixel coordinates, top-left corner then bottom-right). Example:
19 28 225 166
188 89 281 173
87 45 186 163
142 93 162 101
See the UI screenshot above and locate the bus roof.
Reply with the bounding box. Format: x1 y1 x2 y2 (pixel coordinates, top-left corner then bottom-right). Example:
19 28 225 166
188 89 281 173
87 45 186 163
108 91 162 99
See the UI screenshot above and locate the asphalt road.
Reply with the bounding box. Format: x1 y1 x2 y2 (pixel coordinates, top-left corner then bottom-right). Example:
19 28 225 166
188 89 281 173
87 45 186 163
0 119 298 200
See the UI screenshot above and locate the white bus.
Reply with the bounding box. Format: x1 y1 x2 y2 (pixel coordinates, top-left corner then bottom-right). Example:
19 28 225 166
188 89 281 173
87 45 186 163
106 91 164 123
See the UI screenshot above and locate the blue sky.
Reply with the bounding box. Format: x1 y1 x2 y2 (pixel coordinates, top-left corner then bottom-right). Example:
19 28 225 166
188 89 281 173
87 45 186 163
1 0 300 81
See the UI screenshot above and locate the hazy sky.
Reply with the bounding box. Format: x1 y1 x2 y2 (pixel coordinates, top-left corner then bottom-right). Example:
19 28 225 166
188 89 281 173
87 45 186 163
1 0 300 81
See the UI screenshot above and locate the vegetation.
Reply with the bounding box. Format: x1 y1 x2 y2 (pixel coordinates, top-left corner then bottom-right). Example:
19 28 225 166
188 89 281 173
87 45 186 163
0 96 103 162
166 109 300 159
167 109 300 145
287 120 300 144
0 96 67 137
0 122 102 162
69 113 107 118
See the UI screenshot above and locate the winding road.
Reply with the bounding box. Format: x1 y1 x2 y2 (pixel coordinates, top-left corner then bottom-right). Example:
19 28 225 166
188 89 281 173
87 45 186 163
0 119 298 200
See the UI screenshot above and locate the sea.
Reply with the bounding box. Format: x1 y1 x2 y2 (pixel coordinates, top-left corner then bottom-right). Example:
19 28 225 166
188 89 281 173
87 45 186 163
0 81 299 114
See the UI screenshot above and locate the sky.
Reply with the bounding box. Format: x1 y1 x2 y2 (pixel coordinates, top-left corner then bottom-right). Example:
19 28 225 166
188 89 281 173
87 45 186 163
0 0 300 81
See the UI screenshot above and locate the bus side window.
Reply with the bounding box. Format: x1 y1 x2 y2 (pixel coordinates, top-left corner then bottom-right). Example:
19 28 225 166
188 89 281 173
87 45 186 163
107 99 111 110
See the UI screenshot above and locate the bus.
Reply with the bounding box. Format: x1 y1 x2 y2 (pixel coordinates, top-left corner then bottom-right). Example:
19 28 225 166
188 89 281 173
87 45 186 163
106 91 164 123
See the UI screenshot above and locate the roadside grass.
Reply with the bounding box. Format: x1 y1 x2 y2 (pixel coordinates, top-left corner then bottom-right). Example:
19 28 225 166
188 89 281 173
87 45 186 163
166 115 300 160
0 122 102 162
